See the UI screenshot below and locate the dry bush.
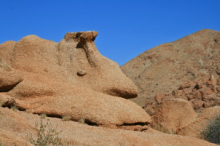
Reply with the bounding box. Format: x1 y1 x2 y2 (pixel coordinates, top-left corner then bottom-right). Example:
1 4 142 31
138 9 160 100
28 119 69 146
62 115 71 121
201 114 220 145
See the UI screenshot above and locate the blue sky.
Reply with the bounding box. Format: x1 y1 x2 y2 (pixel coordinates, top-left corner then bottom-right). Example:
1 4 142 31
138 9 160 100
0 0 220 66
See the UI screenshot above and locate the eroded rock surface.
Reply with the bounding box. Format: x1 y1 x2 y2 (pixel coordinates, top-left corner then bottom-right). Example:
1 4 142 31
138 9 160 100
0 107 218 146
0 31 150 127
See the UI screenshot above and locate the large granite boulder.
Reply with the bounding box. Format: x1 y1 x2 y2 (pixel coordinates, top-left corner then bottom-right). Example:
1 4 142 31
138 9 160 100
0 31 151 126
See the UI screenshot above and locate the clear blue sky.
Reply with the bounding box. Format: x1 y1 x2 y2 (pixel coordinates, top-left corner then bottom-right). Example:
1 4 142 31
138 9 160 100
0 0 220 66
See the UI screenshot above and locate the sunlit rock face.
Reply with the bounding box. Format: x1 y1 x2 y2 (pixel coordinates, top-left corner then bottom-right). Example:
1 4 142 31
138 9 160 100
0 31 151 126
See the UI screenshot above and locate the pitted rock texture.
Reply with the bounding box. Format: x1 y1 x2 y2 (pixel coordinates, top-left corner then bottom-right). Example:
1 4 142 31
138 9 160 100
149 98 197 133
0 107 218 146
0 31 151 126
121 29 220 107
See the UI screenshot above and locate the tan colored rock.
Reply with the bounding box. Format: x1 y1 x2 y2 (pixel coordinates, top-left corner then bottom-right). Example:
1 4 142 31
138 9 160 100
204 87 214 95
193 91 202 99
186 94 195 100
0 130 30 146
173 90 184 97
178 106 220 139
180 96 188 100
0 69 23 92
151 99 197 133
0 31 138 99
192 99 204 109
202 93 216 102
0 31 150 126
162 94 174 100
154 92 165 103
182 88 192 95
0 107 217 146
216 86 220 92
217 79 220 85
179 81 196 89
0 56 11 71
196 80 204 89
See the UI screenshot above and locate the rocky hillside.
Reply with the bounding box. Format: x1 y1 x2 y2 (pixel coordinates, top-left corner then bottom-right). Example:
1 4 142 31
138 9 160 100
0 31 219 146
121 29 220 107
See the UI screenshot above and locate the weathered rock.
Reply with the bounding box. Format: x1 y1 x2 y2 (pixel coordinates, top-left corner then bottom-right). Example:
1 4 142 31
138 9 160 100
178 106 220 139
0 70 23 92
217 79 220 85
151 99 197 133
154 92 165 103
193 91 202 99
216 86 220 92
204 87 214 95
202 93 216 102
196 80 204 89
186 93 195 100
182 88 192 95
0 107 217 146
173 90 184 97
192 99 204 109
0 31 150 126
179 81 196 90
0 56 11 71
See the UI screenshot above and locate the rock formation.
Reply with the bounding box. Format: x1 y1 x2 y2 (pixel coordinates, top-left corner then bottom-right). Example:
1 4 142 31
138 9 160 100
121 29 220 107
0 31 151 127
150 98 197 133
0 30 219 146
0 107 218 146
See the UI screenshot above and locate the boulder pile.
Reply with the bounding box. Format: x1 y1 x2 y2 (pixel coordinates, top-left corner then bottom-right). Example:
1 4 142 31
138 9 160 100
150 74 220 110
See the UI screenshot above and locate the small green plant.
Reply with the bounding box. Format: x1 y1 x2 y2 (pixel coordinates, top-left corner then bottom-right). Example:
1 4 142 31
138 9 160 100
78 117 85 124
201 114 220 144
11 105 18 111
29 119 67 146
62 115 71 121
40 113 47 119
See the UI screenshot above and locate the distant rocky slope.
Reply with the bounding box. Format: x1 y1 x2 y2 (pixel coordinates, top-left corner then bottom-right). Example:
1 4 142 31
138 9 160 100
121 29 220 107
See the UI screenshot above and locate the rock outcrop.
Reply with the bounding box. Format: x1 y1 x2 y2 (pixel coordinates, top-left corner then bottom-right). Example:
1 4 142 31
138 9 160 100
0 107 218 146
145 74 220 111
178 106 220 138
121 29 220 107
0 31 151 127
150 98 197 133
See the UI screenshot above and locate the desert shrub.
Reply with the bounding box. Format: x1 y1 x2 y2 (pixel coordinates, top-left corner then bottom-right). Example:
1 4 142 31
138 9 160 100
201 114 220 144
0 101 2 107
29 119 68 146
62 115 71 121
11 105 18 111
150 123 176 134
40 113 47 119
78 117 85 124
